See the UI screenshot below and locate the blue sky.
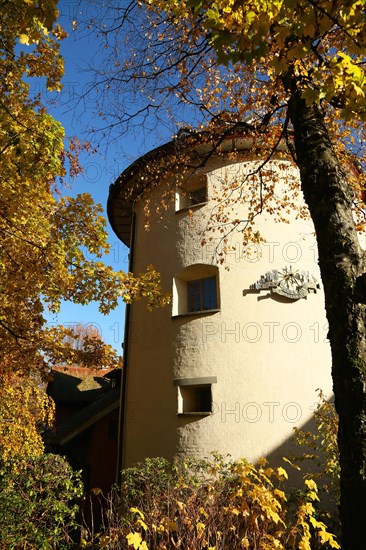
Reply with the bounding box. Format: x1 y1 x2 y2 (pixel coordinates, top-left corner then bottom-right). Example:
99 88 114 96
39 0 172 351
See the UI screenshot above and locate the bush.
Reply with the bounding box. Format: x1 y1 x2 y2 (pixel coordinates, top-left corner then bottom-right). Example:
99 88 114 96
0 453 83 549
82 455 340 549
292 390 340 503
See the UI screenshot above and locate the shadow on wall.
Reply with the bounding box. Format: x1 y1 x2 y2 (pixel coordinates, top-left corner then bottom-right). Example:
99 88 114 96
173 394 337 500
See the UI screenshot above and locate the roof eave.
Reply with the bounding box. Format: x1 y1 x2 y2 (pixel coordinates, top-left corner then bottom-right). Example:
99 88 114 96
107 125 282 246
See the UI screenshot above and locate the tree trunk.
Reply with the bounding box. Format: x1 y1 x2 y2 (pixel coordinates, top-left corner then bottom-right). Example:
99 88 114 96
288 94 366 549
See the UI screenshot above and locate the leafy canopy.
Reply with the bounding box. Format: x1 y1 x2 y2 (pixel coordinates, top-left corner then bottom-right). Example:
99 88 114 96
0 0 169 379
151 0 366 120
0 373 54 469
85 0 366 246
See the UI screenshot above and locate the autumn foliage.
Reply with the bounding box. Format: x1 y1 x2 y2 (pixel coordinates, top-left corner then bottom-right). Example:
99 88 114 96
0 1 169 380
0 454 83 549
0 1 171 524
82 455 340 550
0 374 54 469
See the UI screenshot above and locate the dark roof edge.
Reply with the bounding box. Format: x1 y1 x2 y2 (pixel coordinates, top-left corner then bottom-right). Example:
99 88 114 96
56 388 120 445
107 123 261 247
107 135 191 247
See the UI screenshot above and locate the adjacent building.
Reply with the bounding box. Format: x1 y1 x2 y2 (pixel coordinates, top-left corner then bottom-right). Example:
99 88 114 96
47 366 120 492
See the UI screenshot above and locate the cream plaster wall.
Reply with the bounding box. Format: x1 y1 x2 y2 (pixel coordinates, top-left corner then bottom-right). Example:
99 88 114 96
122 155 333 468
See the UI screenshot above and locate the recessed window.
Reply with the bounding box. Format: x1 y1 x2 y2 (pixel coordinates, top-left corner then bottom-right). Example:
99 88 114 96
172 264 220 316
176 174 207 211
174 377 217 415
187 276 218 313
179 385 211 414
188 184 207 206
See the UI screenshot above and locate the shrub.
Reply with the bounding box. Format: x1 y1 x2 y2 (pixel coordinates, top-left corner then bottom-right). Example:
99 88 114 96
290 389 340 538
0 453 83 549
82 455 340 549
292 390 340 503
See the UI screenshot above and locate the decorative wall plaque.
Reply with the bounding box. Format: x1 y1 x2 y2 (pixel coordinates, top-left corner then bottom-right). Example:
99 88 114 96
250 266 320 301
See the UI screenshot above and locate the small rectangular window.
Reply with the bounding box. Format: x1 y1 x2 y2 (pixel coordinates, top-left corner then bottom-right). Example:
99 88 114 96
175 175 207 211
187 276 217 313
189 185 207 206
179 385 212 414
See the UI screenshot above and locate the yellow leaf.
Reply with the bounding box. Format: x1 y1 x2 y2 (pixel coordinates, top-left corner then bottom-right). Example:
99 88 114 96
309 516 323 529
274 488 286 500
299 537 311 550
196 521 205 537
276 467 288 480
19 34 30 45
130 507 145 520
304 479 317 491
318 530 341 548
126 532 142 549
282 456 301 470
137 518 148 531
303 502 315 515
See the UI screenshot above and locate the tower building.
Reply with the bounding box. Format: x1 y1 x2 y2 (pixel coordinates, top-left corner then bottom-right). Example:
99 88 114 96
108 127 332 468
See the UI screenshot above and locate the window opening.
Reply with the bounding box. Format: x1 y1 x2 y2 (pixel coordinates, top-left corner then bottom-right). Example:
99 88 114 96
176 174 207 211
179 385 212 414
187 276 217 313
189 184 207 206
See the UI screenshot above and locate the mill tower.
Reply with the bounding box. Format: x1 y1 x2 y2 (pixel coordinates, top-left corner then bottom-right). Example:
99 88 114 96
108 127 332 468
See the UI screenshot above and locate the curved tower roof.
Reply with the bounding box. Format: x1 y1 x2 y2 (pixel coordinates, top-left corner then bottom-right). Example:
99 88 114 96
107 122 260 246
